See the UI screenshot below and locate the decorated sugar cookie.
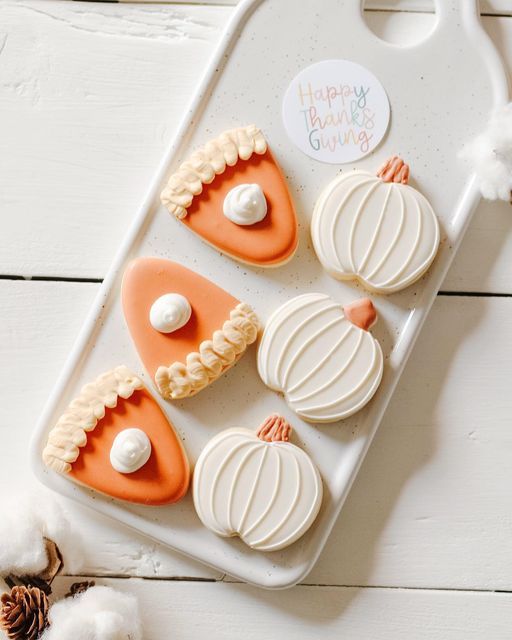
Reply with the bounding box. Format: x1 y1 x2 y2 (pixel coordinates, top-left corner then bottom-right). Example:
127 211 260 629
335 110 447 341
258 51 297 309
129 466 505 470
311 156 440 294
193 415 322 552
42 366 190 505
257 294 383 423
122 257 260 400
160 125 298 267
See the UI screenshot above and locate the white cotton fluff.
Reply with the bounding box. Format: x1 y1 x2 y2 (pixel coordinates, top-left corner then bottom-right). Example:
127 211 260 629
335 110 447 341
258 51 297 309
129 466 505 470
0 490 82 576
459 102 512 201
41 586 143 640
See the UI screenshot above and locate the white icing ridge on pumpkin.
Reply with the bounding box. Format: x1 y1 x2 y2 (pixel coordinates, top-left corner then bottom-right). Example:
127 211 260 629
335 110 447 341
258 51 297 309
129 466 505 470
155 302 260 400
160 125 268 220
193 427 322 552
311 170 440 294
257 293 384 423
42 366 144 474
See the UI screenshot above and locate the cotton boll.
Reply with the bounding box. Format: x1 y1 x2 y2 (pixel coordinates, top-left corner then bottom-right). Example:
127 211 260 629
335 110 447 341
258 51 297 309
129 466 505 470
460 102 512 201
0 489 82 577
94 612 126 637
41 586 142 640
0 512 48 577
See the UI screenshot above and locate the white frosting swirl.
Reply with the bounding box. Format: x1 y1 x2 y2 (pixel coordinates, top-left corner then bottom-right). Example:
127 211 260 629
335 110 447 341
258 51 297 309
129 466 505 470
223 183 267 226
150 293 191 334
110 428 151 474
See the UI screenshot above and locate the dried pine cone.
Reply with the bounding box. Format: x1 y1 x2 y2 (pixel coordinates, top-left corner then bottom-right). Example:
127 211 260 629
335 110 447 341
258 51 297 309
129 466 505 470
0 586 49 640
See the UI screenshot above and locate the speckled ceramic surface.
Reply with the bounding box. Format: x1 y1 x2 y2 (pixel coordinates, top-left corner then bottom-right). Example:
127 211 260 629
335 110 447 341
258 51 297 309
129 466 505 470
31 0 508 588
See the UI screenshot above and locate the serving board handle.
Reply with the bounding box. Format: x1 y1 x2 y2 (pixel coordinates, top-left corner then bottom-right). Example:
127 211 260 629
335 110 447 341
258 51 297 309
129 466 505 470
343 1 480 47
435 0 478 25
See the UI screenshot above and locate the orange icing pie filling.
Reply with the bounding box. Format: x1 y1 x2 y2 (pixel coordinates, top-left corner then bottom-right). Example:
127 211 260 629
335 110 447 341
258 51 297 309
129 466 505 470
42 366 190 505
122 257 260 400
160 125 298 267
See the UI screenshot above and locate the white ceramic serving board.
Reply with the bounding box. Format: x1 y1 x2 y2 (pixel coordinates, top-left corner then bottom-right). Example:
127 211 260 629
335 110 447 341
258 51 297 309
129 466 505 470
31 0 508 589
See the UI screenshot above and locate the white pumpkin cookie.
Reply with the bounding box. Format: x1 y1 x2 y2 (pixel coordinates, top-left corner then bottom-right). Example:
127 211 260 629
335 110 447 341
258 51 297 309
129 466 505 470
311 156 440 294
193 415 322 552
257 294 383 423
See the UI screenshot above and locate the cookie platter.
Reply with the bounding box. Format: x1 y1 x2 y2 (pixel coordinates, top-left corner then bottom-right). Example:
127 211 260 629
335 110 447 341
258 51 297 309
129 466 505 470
30 0 508 588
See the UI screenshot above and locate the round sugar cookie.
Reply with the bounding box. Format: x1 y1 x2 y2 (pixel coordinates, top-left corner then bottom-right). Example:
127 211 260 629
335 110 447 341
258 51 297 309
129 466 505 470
193 415 322 552
311 156 440 294
257 294 384 423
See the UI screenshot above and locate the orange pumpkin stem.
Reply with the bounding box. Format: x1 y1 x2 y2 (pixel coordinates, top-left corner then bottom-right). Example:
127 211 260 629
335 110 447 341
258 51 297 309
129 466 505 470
343 298 378 331
257 415 292 443
376 156 410 184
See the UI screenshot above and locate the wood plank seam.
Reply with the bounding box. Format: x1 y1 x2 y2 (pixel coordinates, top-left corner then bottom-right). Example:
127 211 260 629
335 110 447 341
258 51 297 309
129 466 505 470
59 572 221 582
0 275 103 283
438 291 512 298
2 275 512 298
51 572 512 593
68 1 512 18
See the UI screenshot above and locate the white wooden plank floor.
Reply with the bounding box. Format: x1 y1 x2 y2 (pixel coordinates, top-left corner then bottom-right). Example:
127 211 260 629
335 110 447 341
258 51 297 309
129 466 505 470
1 2 512 638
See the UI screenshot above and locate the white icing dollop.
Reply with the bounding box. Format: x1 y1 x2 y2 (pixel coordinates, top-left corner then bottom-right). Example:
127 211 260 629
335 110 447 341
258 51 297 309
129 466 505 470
223 183 267 226
110 428 151 474
149 293 191 334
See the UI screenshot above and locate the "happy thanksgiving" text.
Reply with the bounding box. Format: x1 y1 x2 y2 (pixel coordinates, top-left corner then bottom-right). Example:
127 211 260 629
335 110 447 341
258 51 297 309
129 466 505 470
297 82 375 153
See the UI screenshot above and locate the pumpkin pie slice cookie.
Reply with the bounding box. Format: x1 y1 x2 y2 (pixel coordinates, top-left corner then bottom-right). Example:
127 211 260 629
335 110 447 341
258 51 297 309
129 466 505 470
122 257 260 400
160 125 298 267
42 366 190 505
